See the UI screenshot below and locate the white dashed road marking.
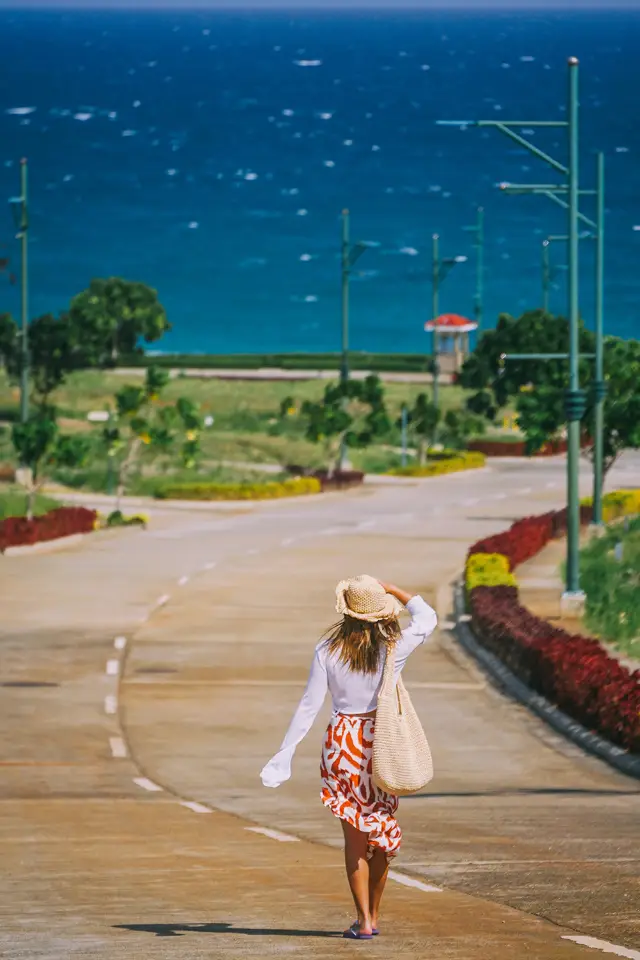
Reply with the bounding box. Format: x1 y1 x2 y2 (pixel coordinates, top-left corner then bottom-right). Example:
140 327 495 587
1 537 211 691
246 827 300 843
178 575 189 586
281 537 296 547
114 636 127 651
204 561 217 570
109 737 127 758
180 801 213 814
388 870 442 893
561 936 640 959
133 777 163 793
462 498 479 507
156 594 170 607
106 660 119 677
104 695 118 715
546 481 559 489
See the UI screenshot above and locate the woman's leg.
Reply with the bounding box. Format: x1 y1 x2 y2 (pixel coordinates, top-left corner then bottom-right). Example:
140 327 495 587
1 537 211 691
368 848 390 930
341 820 373 934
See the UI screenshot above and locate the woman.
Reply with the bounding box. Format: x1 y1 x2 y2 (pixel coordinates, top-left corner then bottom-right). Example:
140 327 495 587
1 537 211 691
261 574 438 940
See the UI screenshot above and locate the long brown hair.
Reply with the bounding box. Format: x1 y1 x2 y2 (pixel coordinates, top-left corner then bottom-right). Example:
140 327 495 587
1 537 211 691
324 616 402 675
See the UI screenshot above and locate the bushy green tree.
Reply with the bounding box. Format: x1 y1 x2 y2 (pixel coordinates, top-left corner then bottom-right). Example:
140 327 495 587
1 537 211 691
302 375 390 473
403 394 440 465
68 277 170 366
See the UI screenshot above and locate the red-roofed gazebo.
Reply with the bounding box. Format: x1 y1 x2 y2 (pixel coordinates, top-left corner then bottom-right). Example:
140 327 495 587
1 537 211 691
424 313 478 371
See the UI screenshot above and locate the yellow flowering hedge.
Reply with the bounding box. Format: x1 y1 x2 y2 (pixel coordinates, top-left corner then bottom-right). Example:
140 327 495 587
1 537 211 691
155 477 321 501
388 451 486 478
466 552 517 591
581 489 640 524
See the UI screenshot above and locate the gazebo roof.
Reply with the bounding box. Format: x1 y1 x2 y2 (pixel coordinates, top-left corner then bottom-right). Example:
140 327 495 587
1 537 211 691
425 313 478 334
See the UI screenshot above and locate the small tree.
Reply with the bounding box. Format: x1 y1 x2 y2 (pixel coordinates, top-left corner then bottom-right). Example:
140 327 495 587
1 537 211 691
302 375 390 473
403 394 440 465
68 277 171 367
439 408 487 451
1 312 81 411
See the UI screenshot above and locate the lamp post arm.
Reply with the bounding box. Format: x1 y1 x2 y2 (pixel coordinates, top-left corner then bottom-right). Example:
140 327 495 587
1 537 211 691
490 122 569 175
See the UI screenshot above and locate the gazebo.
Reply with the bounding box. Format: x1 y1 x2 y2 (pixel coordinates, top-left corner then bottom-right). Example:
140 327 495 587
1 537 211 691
424 313 478 372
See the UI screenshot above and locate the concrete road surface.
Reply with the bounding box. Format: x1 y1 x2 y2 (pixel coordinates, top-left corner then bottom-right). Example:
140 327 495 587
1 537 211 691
1 453 640 959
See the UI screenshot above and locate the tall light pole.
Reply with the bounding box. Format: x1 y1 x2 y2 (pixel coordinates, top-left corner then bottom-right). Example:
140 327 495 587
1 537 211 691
592 151 606 528
438 57 591 608
431 233 467 413
339 209 378 468
463 206 485 331
541 234 571 313
9 158 30 423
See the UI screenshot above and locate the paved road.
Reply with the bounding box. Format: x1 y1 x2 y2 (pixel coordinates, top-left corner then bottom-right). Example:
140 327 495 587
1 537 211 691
1 454 639 959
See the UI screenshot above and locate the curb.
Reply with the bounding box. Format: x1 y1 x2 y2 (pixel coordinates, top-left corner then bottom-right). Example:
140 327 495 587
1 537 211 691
452 581 640 782
2 532 89 557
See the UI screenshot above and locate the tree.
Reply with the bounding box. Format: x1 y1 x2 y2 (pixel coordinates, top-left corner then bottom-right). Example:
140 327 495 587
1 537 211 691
68 277 171 366
459 310 640 475
302 375 390 473
439 408 487 450
402 394 440 465
1 312 82 411
0 312 16 367
101 366 203 506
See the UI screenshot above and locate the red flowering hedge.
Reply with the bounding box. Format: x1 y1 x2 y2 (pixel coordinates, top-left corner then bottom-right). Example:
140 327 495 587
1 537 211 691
467 511 640 754
0 507 97 554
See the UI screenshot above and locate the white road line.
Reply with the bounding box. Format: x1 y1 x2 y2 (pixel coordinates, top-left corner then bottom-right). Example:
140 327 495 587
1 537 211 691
281 537 296 547
357 520 376 531
180 801 213 814
462 498 479 507
247 548 260 556
106 659 119 677
245 827 300 843
114 636 127 651
133 777 163 793
546 481 559 489
104 694 118 715
561 936 640 959
178 575 190 586
156 594 170 607
204 561 217 570
493 492 507 500
440 620 457 631
519 487 533 495
109 737 127 759
388 870 442 893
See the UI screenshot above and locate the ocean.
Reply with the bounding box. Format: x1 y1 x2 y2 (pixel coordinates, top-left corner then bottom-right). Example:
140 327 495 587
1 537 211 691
0 7 639 354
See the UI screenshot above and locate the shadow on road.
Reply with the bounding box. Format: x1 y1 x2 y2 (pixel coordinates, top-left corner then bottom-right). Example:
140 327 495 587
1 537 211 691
114 922 340 939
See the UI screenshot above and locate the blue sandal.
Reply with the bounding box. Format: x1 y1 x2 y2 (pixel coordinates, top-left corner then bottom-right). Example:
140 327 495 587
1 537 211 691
343 924 374 940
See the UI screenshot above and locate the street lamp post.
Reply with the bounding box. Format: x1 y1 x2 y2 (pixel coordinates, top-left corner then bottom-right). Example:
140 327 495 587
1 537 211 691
437 57 592 607
339 209 378 469
431 233 467 413
9 158 30 424
593 152 606 528
541 235 571 313
463 206 485 331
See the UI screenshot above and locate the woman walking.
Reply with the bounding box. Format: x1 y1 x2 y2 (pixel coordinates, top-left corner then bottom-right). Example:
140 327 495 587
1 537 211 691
261 575 437 940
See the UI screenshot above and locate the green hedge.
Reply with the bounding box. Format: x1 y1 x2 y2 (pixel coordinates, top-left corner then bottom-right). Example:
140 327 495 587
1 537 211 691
118 352 434 374
154 477 322 501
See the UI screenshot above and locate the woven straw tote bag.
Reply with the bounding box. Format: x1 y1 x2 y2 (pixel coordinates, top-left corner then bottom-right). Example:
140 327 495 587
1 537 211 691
372 645 434 796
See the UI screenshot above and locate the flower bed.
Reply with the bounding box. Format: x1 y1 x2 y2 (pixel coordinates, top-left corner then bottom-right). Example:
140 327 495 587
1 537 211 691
464 492 640 753
467 438 570 458
286 467 365 491
154 477 321 501
0 506 97 553
388 451 485 478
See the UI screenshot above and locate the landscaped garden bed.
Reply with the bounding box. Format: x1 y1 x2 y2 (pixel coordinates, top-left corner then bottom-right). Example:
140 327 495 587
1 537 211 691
0 506 98 554
464 490 640 753
154 477 321 501
388 450 485 477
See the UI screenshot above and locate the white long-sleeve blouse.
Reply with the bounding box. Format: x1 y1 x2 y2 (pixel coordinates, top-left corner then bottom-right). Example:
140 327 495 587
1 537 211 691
261 595 438 788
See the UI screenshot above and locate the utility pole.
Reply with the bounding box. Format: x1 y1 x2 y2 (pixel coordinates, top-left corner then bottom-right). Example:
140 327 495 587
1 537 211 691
431 233 440 412
10 159 30 423
592 151 606 527
464 207 484 330
542 240 551 313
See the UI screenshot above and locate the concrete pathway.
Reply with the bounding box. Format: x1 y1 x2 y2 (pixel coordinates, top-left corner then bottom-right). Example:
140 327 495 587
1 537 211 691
1 454 640 958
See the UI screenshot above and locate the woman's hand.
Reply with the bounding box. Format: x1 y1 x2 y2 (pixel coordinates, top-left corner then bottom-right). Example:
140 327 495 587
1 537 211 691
378 581 414 607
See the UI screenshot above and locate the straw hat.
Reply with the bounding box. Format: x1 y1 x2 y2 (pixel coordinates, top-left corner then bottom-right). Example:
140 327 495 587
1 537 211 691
335 574 403 623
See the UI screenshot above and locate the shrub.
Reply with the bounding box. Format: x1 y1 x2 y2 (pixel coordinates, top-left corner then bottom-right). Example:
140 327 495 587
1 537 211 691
0 506 97 553
154 477 321 501
389 451 485 478
581 489 640 524
102 510 148 529
466 553 517 591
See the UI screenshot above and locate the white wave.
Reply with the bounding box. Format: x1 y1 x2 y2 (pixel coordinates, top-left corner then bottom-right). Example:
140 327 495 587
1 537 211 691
443 192 452 199
244 172 258 181
633 225 640 232
122 129 137 137
133 100 141 108
323 160 336 168
428 185 442 193
274 46 282 52
295 60 322 67
299 254 312 261
146 60 158 67
108 111 118 119
188 221 199 230
63 174 74 182
372 145 380 152
520 55 535 62
297 209 309 217
494 104 503 111
281 187 300 196
74 112 93 121
282 109 294 116
502 62 511 69
318 112 333 120
304 295 318 302
343 139 353 146
6 106 36 116
399 247 419 256
616 146 629 153
421 64 430 71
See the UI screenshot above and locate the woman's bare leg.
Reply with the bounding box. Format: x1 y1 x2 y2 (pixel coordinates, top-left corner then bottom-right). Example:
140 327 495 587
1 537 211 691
368 848 390 930
341 821 373 934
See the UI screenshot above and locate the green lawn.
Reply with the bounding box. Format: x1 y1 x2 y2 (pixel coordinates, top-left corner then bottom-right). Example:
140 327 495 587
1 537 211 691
0 488 60 520
580 517 640 658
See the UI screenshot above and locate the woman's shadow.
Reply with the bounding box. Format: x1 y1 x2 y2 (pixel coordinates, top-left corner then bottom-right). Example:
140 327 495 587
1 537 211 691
114 922 339 939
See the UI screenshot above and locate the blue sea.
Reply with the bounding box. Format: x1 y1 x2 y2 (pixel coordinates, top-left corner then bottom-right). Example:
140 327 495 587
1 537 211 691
1 7 639 354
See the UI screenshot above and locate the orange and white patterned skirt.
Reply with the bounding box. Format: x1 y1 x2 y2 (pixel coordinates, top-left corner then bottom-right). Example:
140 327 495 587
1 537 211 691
320 713 402 859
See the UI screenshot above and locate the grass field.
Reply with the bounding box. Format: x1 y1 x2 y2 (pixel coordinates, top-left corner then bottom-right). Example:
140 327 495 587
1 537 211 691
0 488 60 520
0 369 476 494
